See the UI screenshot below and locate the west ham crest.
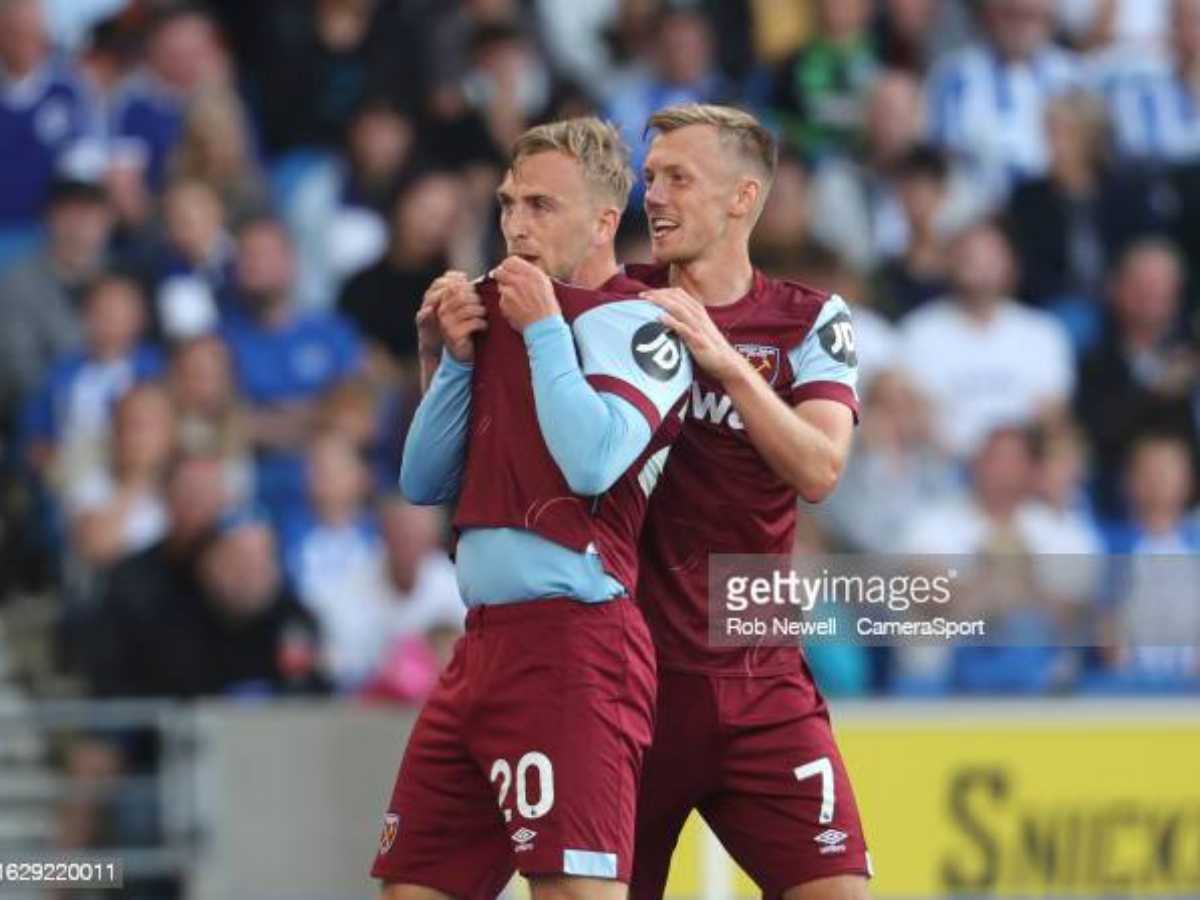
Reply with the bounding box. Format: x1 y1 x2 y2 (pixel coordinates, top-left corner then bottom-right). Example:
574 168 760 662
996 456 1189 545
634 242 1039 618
735 343 781 385
378 813 400 854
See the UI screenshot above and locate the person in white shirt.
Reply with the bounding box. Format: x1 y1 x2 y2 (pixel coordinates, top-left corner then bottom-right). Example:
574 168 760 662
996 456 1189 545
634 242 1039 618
897 425 1093 692
284 435 463 690
898 220 1075 460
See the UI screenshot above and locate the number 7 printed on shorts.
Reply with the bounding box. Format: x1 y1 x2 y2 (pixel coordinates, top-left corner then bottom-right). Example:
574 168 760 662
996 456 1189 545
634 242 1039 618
794 757 835 824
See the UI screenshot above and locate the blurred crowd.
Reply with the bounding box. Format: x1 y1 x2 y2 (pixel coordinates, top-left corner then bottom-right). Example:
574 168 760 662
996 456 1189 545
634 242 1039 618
1 0 1199 704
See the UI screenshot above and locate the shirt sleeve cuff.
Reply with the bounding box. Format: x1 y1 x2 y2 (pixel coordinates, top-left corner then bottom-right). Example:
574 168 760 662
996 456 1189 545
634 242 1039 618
522 314 570 349
438 347 474 374
790 380 860 423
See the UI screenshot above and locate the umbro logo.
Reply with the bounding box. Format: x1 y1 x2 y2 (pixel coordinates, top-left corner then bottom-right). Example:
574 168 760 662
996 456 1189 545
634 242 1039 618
813 828 847 855
512 827 537 852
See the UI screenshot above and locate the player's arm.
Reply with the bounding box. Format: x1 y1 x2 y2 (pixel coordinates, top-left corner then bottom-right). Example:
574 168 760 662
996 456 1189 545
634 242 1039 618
398 282 487 504
495 257 691 495
398 351 472 504
649 289 857 503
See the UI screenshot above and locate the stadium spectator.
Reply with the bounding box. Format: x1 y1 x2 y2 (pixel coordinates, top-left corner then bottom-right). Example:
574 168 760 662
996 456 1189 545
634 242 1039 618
289 99 418 312
897 221 1076 459
873 0 976 74
1075 239 1199 518
281 430 385 690
1058 0 1171 57
21 273 161 486
818 368 957 554
605 5 732 197
102 139 157 270
222 217 362 521
41 0 129 54
1090 433 1200 689
155 178 235 322
339 171 466 376
0 0 99 235
811 68 987 276
316 377 383 456
463 22 556 153
533 0 626 98
809 70 922 272
926 0 1079 203
770 0 878 158
1094 0 1200 163
67 382 174 568
252 0 425 155
871 146 955 318
359 497 464 701
95 510 326 698
168 334 252 504
899 426 1087 693
329 98 417 215
749 150 817 275
1006 91 1167 313
377 497 462 633
0 178 112 424
1108 432 1199 545
1027 421 1104 554
111 4 229 188
85 452 228 688
167 87 270 226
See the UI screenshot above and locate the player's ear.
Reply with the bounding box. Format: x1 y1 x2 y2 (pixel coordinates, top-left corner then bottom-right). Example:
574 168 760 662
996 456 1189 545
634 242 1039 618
594 205 621 246
730 177 760 220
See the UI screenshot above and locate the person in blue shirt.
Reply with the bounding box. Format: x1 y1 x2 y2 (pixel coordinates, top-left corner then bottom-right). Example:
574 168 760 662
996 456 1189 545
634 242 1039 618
110 5 227 189
1088 433 1200 693
21 272 163 481
0 0 100 233
604 7 732 210
221 217 362 523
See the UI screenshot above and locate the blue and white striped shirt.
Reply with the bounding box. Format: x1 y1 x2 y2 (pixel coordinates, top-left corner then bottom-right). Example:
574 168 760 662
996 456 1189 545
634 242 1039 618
1095 61 1200 164
927 41 1080 202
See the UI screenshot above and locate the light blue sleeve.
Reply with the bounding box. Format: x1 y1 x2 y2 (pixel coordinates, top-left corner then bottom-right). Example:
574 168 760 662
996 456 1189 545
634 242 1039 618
523 315 653 497
788 294 859 398
399 350 473 505
571 299 693 422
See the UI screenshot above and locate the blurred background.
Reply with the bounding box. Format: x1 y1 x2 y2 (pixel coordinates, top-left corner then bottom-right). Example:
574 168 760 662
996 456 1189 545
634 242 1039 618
0 0 1198 896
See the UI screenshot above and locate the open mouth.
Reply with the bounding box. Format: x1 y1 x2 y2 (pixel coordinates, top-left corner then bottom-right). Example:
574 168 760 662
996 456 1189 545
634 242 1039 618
650 217 678 239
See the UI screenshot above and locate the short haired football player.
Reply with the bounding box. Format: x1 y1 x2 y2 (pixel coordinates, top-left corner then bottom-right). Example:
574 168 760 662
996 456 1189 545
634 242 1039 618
629 104 871 899
372 118 693 899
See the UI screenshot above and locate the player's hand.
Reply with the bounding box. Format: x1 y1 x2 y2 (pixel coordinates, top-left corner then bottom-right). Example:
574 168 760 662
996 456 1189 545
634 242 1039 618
436 278 488 364
642 288 744 383
493 256 561 333
417 271 468 359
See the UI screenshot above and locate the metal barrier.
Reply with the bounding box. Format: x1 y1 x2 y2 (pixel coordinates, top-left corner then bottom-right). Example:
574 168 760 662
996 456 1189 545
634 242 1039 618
0 699 201 887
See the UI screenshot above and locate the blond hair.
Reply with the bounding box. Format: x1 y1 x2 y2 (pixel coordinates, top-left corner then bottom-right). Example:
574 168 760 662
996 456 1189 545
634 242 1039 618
511 118 634 211
646 103 778 185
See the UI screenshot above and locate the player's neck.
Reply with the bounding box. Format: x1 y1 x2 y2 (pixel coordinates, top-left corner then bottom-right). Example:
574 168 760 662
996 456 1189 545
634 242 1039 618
570 248 620 291
669 246 754 307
